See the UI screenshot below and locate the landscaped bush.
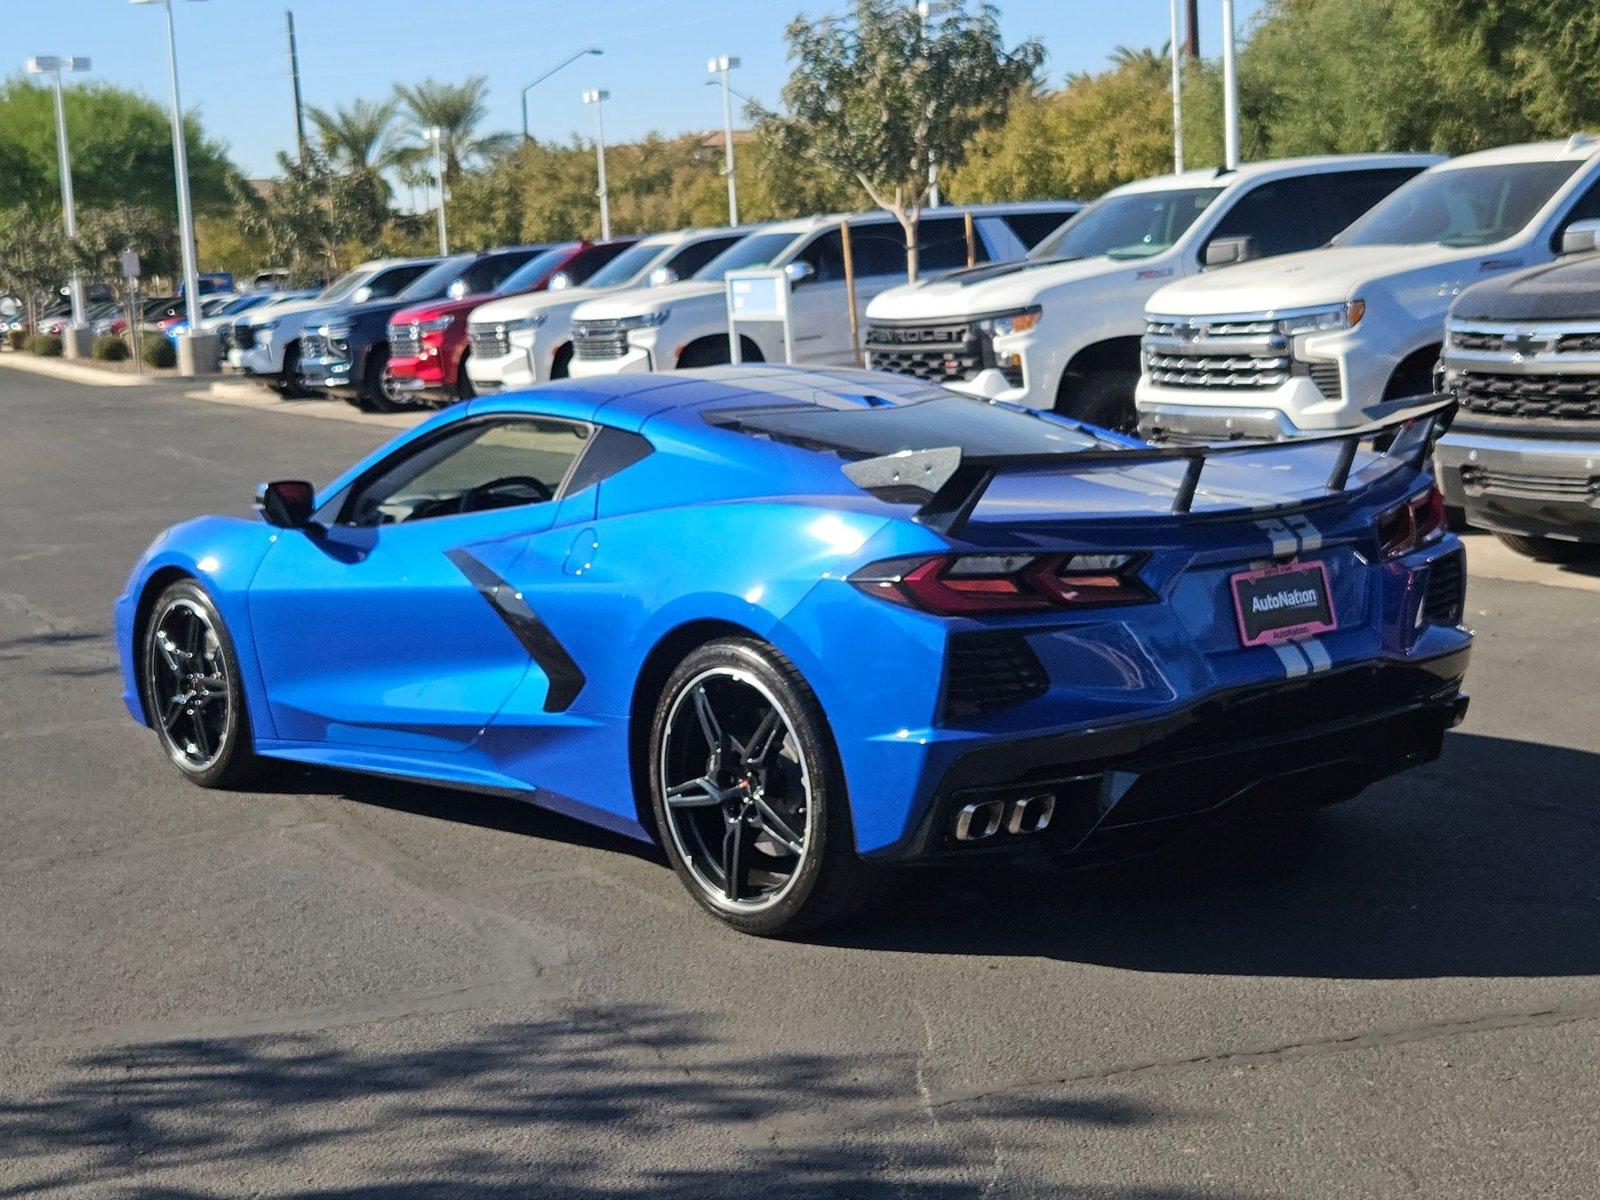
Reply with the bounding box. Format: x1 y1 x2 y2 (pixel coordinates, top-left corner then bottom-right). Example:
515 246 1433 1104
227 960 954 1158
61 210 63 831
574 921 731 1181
26 334 63 357
92 334 130 362
141 332 176 369
5 330 26 351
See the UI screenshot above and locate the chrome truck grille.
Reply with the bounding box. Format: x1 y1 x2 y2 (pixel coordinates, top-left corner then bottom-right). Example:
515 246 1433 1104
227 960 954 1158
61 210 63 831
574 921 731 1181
1445 320 1600 423
864 321 984 384
572 320 629 360
1143 316 1290 390
389 324 423 358
468 324 510 359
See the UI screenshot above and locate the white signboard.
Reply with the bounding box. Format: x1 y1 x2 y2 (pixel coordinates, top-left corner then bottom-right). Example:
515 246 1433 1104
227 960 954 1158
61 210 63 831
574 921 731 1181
724 267 793 364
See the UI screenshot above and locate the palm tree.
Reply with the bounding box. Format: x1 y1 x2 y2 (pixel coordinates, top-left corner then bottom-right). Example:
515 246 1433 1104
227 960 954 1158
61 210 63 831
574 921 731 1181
393 76 516 182
306 97 401 172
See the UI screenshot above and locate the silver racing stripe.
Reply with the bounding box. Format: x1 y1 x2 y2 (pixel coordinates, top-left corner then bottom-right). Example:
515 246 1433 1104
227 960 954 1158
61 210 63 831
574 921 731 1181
1255 517 1298 557
1283 514 1323 552
1299 638 1333 673
1272 642 1310 677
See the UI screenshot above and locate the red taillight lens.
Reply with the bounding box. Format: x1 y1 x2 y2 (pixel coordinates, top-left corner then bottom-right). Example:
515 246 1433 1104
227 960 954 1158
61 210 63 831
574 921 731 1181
1377 486 1447 559
850 552 1152 615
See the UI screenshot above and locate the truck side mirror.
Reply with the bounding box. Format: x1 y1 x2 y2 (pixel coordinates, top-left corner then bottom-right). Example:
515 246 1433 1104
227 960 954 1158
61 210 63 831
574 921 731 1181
1560 218 1600 255
1204 236 1257 268
784 261 816 285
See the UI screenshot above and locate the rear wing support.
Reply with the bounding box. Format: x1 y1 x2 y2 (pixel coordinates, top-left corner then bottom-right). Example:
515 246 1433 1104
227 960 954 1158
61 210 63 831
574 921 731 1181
841 396 1456 539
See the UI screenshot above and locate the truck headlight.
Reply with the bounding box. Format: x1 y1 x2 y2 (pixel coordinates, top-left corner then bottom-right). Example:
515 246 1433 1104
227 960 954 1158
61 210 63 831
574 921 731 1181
977 307 1042 338
1278 300 1364 336
415 315 454 334
622 310 670 329
503 314 546 332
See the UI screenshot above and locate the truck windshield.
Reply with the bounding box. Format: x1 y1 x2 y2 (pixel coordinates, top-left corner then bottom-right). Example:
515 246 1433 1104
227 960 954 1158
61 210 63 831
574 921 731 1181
495 245 580 295
395 255 477 302
1030 187 1223 262
696 231 804 281
316 269 370 304
1337 161 1582 248
583 240 672 288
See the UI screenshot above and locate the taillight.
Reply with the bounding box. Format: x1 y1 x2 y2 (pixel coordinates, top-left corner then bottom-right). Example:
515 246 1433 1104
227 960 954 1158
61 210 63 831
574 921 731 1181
850 552 1152 615
1377 486 1447 559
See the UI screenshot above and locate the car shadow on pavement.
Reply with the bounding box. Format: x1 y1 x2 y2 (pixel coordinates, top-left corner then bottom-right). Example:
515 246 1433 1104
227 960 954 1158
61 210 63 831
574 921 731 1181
829 731 1600 980
0 1005 1225 1200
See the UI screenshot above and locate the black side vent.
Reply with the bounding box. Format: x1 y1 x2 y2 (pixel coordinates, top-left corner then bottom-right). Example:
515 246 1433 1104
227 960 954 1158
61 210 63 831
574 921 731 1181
1308 360 1342 399
1423 550 1466 627
942 632 1048 720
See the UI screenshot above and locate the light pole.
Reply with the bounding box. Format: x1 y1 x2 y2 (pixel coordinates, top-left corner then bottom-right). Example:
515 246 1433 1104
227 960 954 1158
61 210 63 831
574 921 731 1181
582 89 611 241
916 0 940 208
522 48 603 143
423 126 448 254
1221 0 1240 170
707 55 740 227
1168 0 1184 173
26 55 92 358
131 0 214 374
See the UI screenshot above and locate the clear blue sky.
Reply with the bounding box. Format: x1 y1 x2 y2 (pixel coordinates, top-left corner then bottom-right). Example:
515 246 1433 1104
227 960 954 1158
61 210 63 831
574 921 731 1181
13 0 1264 178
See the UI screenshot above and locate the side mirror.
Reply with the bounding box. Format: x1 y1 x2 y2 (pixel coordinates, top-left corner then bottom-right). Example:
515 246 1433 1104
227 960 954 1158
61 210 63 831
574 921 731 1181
1203 236 1257 268
648 266 679 287
351 285 373 304
784 260 816 285
547 272 572 291
255 480 315 529
447 279 469 299
1560 218 1600 255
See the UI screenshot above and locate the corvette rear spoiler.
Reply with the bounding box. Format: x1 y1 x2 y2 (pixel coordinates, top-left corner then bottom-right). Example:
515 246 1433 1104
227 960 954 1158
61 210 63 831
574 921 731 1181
842 396 1456 538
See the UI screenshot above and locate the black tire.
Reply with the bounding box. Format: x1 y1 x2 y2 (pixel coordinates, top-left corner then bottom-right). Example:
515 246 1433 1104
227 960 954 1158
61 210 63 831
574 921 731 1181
647 638 889 936
550 342 574 380
139 579 262 789
272 341 304 398
453 350 475 402
1056 369 1140 435
1494 531 1600 564
357 344 403 412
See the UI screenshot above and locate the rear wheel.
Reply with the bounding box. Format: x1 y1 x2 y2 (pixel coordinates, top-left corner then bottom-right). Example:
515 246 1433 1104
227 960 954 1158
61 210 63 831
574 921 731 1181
140 580 261 789
648 639 887 936
1056 369 1140 436
1494 532 1600 564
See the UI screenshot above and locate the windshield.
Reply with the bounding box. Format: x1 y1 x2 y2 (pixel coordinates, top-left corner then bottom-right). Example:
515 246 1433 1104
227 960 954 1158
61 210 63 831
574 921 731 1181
316 268 369 303
696 231 804 281
220 294 269 316
584 240 672 288
490 245 575 295
1338 161 1582 248
396 255 476 302
1030 187 1224 261
201 296 234 315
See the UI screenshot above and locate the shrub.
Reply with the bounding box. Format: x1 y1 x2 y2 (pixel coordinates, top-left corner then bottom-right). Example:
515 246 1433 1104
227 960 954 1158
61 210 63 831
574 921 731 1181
92 334 130 361
141 332 176 369
26 334 63 357
5 330 25 351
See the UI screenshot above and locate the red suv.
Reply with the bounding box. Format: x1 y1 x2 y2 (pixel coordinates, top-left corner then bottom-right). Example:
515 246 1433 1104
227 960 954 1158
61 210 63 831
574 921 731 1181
386 239 638 405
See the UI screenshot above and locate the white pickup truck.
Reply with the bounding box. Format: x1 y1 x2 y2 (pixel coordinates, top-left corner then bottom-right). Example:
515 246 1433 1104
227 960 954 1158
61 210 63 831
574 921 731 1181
566 202 1079 378
861 155 1436 430
464 226 752 391
1136 137 1600 440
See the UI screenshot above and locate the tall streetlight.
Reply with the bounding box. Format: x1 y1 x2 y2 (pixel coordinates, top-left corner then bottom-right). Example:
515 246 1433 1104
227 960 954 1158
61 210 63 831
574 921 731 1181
522 48 603 143
1168 0 1184 173
582 89 611 241
26 55 92 359
423 126 448 254
1221 0 1240 170
131 0 213 375
916 0 939 208
707 56 741 227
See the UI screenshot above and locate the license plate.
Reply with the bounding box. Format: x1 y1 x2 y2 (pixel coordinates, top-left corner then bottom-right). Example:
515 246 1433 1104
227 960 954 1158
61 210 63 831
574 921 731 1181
1230 559 1337 647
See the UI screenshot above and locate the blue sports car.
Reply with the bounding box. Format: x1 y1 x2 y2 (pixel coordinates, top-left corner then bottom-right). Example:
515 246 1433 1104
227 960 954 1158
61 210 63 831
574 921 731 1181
115 367 1470 935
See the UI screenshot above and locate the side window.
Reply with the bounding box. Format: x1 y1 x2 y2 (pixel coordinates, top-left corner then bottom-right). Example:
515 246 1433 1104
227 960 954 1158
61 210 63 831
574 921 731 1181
846 223 908 277
918 217 989 271
1314 168 1425 242
667 236 741 279
795 229 847 282
565 241 633 285
1004 210 1075 249
342 418 592 527
463 252 533 295
368 264 431 299
1205 178 1324 261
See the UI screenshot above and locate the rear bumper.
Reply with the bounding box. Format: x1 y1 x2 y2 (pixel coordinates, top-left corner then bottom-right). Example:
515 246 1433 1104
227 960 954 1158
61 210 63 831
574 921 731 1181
1436 426 1600 542
880 646 1469 862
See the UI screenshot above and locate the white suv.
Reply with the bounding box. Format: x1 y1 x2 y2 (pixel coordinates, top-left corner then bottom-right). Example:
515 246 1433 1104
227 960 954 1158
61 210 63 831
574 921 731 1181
566 202 1079 377
464 226 753 391
863 155 1436 430
228 258 435 393
1137 137 1600 439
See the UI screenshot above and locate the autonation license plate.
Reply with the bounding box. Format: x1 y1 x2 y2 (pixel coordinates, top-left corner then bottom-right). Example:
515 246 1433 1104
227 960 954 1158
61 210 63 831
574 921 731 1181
1230 560 1337 647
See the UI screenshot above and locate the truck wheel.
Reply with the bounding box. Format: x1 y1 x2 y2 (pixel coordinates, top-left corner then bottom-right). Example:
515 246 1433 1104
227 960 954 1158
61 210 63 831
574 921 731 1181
1056 370 1140 436
273 342 304 398
453 350 475 402
1494 532 1600 564
361 345 406 413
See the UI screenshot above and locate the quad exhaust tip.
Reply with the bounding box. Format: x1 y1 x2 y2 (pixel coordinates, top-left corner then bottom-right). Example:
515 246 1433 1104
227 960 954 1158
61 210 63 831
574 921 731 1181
953 794 1055 841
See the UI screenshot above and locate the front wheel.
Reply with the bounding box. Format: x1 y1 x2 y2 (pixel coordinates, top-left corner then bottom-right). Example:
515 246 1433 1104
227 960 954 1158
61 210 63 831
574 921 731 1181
140 579 261 788
647 639 888 936
1494 531 1600 564
1056 370 1140 436
361 345 408 413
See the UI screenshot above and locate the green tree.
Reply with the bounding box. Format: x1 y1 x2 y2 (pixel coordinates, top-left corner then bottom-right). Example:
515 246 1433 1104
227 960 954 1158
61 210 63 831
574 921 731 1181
232 152 391 284
757 0 1044 278
0 76 238 219
71 204 178 300
0 206 70 332
307 97 402 173
394 77 516 183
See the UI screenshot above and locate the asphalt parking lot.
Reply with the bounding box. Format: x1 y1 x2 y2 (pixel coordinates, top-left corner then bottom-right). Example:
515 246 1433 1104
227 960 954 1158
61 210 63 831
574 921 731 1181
3 365 1599 1199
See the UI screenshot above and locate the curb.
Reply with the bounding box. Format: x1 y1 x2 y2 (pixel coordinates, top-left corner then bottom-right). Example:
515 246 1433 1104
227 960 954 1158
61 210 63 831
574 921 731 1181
186 382 424 430
0 354 155 387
